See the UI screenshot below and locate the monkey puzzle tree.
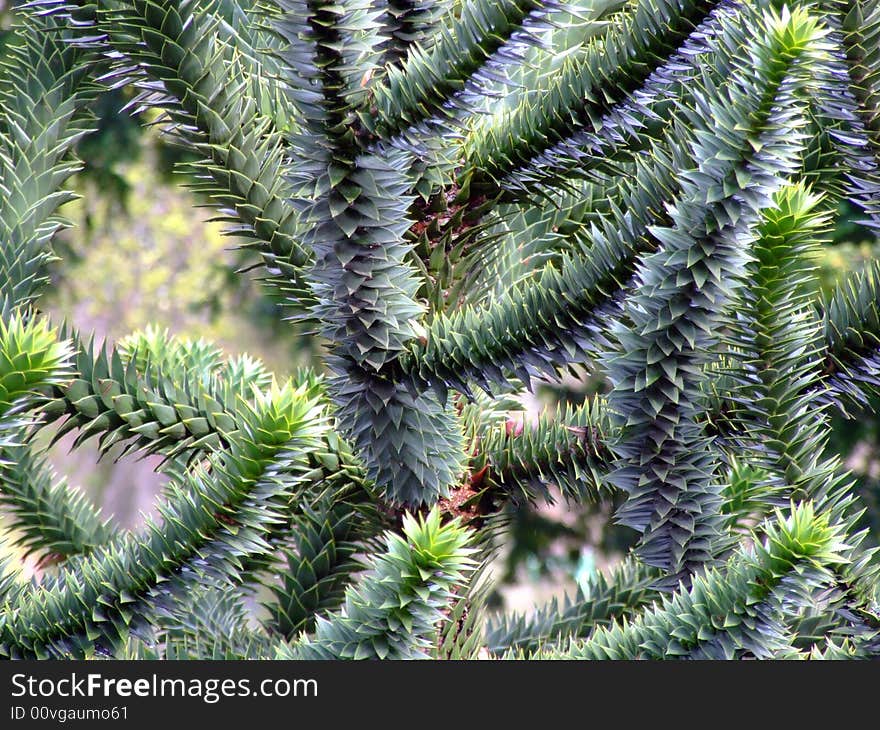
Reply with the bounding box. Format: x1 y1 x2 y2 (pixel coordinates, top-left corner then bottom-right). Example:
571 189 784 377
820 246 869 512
1 0 880 659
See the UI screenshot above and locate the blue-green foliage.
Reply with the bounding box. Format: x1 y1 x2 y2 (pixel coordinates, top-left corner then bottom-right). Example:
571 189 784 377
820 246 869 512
1 0 880 661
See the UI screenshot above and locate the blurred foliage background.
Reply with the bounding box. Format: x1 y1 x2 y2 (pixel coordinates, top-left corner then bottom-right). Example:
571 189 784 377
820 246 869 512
1 1 879 612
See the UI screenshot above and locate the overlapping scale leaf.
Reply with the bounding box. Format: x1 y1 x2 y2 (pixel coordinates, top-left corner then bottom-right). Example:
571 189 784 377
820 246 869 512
723 184 830 517
395 147 682 398
0 438 113 559
833 0 880 145
795 11 880 230
366 0 592 199
195 0 295 132
277 509 475 659
709 174 878 647
365 0 544 138
276 1 468 505
390 0 805 399
542 503 849 659
43 330 244 462
0 382 326 658
0 313 102 559
503 0 748 193
306 153 424 370
328 364 466 505
0 313 73 417
376 0 456 65
477 398 616 504
0 8 104 565
606 6 825 584
713 180 880 647
312 197 460 502
273 0 383 150
464 0 718 187
262 490 382 639
434 558 495 659
47 0 313 306
118 325 273 399
0 9 98 307
138 581 273 660
7 0 880 665
820 260 880 411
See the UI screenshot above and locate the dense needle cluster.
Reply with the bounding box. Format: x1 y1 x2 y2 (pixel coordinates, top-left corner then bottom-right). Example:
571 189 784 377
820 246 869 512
1 0 880 659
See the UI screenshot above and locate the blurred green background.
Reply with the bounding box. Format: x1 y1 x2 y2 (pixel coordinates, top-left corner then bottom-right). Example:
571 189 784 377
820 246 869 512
2 4 880 613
